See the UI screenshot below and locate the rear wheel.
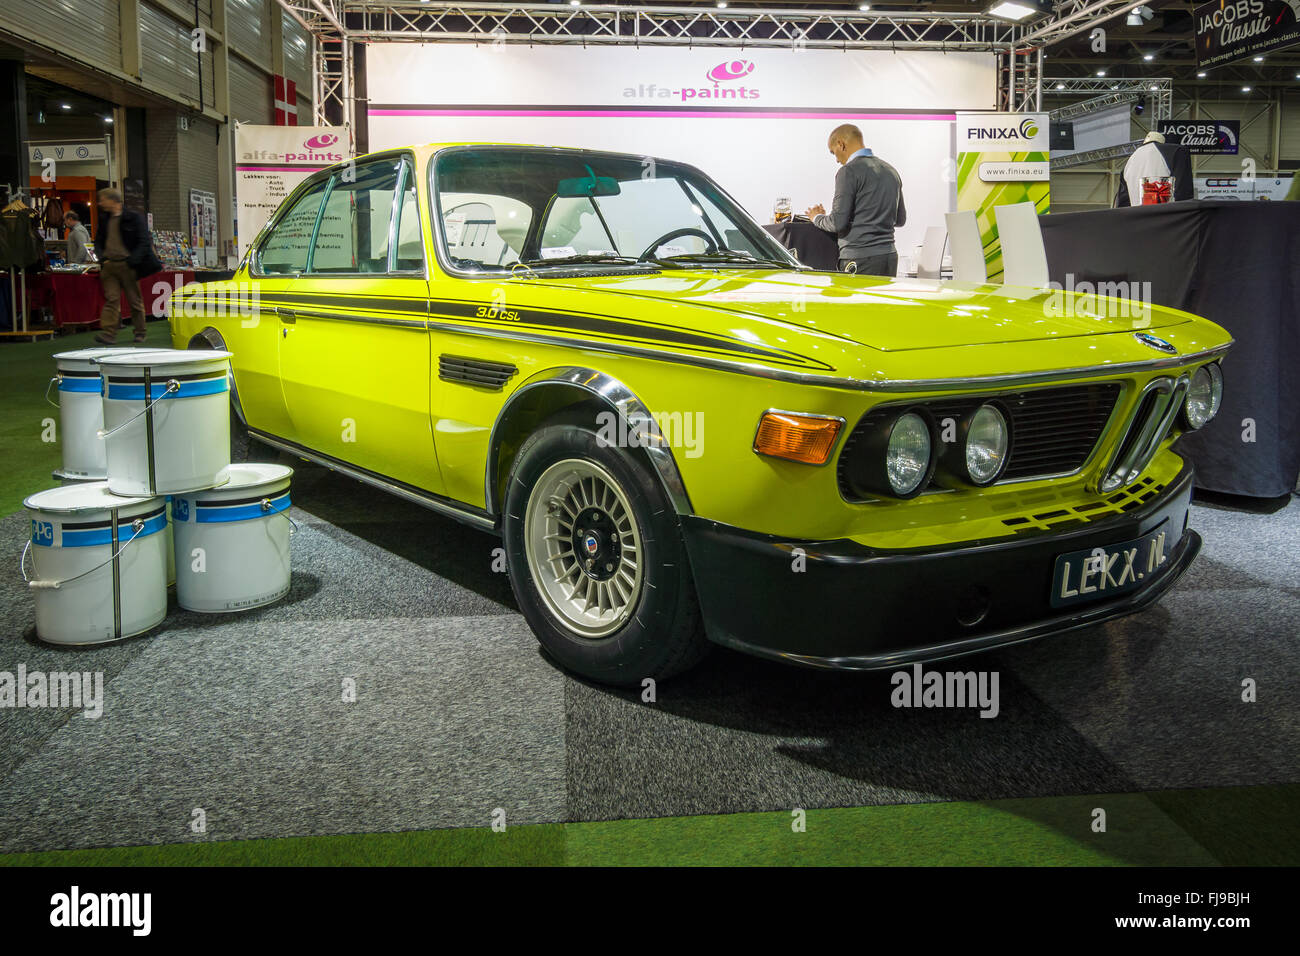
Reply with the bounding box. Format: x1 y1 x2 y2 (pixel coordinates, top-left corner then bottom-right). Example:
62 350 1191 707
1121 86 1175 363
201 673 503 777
503 414 708 684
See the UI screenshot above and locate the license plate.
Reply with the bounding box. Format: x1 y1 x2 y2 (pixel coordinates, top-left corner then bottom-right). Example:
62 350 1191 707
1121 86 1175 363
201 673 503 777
1050 525 1173 608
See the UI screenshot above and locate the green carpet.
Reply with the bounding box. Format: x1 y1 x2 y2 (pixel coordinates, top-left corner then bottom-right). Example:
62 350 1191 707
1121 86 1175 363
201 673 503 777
2 784 1294 867
0 321 172 517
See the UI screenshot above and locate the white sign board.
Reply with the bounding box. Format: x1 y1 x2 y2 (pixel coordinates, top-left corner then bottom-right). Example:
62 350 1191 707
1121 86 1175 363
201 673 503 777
955 112 1051 153
1194 175 1294 201
189 189 217 268
366 45 996 264
29 142 108 163
234 124 353 259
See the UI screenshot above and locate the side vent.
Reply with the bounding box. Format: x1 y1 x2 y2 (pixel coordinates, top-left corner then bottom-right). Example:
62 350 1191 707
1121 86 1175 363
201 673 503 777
439 355 517 390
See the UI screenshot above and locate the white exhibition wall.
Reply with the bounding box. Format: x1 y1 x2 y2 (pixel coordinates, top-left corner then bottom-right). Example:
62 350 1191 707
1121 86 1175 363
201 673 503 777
364 44 998 260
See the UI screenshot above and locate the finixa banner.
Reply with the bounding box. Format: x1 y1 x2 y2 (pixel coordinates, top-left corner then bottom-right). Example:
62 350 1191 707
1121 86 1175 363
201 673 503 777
234 123 353 260
1196 0 1300 68
955 112 1050 283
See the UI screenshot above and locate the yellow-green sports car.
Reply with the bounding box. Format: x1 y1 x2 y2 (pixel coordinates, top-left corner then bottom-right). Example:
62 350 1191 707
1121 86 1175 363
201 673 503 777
170 143 1231 685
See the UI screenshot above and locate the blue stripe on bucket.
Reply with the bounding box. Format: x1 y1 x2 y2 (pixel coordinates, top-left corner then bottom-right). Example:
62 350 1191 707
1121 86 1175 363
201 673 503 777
35 513 169 548
106 379 229 401
194 493 291 524
58 377 104 393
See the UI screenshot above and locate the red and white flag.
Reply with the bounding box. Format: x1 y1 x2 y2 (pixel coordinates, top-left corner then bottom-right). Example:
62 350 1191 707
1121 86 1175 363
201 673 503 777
273 75 297 126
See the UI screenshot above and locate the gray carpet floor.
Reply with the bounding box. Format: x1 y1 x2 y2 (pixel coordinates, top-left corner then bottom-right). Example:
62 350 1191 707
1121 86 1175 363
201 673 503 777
1 455 1297 853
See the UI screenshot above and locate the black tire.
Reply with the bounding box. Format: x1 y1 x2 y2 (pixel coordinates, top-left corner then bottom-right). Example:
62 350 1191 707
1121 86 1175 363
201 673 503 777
502 411 709 685
230 410 253 463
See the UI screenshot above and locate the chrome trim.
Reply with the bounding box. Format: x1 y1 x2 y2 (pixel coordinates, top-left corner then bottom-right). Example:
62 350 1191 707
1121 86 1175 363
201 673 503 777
431 313 1234 393
484 367 693 517
1099 375 1189 493
289 309 429 331
751 408 847 467
250 430 496 532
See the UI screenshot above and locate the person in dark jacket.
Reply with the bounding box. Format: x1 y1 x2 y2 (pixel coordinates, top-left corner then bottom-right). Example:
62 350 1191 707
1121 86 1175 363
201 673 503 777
93 187 150 343
805 124 907 276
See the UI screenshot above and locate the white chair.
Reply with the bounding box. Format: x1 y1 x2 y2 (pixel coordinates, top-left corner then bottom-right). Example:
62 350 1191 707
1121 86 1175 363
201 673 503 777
944 210 987 284
916 225 947 279
993 201 1050 288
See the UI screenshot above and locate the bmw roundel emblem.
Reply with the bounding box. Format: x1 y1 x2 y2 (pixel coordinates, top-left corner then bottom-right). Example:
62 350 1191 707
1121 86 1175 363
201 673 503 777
584 535 599 556
1134 332 1177 354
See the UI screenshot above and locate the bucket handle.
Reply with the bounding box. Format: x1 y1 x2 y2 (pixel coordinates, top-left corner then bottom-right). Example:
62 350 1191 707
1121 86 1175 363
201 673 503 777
97 380 180 440
22 518 146 590
263 498 299 536
45 376 61 408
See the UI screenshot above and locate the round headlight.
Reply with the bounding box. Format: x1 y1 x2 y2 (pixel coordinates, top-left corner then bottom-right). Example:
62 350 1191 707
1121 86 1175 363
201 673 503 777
1183 366 1214 429
1207 362 1223 419
886 411 933 497
965 404 1010 485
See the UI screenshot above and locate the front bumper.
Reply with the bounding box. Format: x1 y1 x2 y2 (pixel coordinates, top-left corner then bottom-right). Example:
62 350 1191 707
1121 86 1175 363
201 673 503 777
681 463 1199 670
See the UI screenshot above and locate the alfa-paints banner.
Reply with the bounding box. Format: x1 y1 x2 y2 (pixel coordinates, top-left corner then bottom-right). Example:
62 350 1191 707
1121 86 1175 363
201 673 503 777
234 124 353 259
955 112 1050 283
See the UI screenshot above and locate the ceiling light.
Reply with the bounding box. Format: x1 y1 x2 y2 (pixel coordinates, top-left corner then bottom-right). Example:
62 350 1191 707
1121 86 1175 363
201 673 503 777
859 3 871 10
1242 85 1252 92
1253 56 1264 62
1149 84 1158 91
984 1 1052 23
716 1 727 7
1056 82 1065 90
1197 71 1207 78
1127 5 1154 26
60 103 70 110
104 116 113 124
1096 69 1107 76
1143 54 1154 61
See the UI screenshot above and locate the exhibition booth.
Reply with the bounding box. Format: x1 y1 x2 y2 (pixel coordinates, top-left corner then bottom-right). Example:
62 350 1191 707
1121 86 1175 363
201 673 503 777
1 0 1298 880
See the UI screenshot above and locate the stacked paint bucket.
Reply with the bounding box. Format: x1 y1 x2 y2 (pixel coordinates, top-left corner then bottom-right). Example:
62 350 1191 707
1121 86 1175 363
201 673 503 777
22 348 295 645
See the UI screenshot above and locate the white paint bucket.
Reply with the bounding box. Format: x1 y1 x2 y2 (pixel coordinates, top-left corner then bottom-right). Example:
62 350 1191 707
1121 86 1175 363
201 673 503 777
22 483 168 645
171 463 294 613
49 348 131 480
97 348 233 496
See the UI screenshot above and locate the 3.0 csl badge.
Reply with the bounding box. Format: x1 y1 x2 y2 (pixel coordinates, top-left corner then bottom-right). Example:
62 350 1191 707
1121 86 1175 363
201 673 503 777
1134 332 1177 354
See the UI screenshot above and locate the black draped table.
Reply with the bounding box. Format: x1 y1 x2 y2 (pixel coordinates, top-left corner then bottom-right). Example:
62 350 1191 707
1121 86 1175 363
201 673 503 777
763 220 840 271
1040 200 1300 498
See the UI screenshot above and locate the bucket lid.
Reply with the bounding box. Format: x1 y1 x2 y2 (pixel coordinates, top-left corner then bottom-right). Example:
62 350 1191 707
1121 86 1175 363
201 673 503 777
55 347 136 363
185 462 293 500
96 348 233 375
25 481 162 517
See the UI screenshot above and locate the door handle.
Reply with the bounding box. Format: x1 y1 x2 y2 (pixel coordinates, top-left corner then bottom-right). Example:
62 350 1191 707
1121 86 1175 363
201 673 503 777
277 307 296 323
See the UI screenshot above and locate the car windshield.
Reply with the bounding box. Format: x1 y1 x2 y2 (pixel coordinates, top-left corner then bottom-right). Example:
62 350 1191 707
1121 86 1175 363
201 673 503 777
431 146 798 273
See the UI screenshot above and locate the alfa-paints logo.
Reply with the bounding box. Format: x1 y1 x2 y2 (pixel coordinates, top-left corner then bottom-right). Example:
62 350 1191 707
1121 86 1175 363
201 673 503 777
241 132 346 164
304 133 339 150
623 58 760 102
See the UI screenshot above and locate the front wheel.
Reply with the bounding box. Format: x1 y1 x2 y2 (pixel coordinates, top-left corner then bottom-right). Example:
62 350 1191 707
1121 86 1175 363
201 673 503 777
502 416 708 685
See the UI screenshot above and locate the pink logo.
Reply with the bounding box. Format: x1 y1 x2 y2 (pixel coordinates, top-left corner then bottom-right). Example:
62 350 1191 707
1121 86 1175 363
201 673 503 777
706 59 756 83
304 133 339 149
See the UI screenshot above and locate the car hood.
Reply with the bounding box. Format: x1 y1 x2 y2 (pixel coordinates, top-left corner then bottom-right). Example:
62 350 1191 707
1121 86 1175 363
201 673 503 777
532 270 1189 352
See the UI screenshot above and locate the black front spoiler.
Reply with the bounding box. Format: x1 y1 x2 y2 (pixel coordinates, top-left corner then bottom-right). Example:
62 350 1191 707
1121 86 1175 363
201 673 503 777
681 464 1199 671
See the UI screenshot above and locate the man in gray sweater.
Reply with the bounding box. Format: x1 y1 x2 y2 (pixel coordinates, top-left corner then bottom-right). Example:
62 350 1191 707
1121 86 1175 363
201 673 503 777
805 124 907 276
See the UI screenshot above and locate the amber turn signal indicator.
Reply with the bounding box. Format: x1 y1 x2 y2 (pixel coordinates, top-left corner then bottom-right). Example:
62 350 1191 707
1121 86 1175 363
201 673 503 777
753 412 842 465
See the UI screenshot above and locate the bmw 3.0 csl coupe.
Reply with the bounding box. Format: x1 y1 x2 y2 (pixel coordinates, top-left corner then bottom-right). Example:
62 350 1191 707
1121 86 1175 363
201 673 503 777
170 143 1232 685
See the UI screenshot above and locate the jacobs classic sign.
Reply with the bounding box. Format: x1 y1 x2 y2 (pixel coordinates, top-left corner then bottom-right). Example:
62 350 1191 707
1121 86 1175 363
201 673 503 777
1156 119 1240 155
1195 0 1300 68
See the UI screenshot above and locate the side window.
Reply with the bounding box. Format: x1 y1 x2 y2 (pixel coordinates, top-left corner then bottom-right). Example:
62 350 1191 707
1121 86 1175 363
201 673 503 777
394 171 424 272
257 179 327 275
309 159 402 274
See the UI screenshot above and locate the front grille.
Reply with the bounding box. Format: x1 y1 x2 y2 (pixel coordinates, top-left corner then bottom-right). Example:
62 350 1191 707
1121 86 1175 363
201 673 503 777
439 354 517 390
838 382 1122 500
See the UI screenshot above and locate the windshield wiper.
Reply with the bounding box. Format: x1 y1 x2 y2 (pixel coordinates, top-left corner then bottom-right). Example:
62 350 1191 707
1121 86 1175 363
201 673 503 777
647 251 792 269
517 254 646 267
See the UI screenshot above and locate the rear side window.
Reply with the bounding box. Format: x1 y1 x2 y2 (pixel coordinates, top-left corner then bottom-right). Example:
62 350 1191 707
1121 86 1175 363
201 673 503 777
257 179 327 275
310 159 402 274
